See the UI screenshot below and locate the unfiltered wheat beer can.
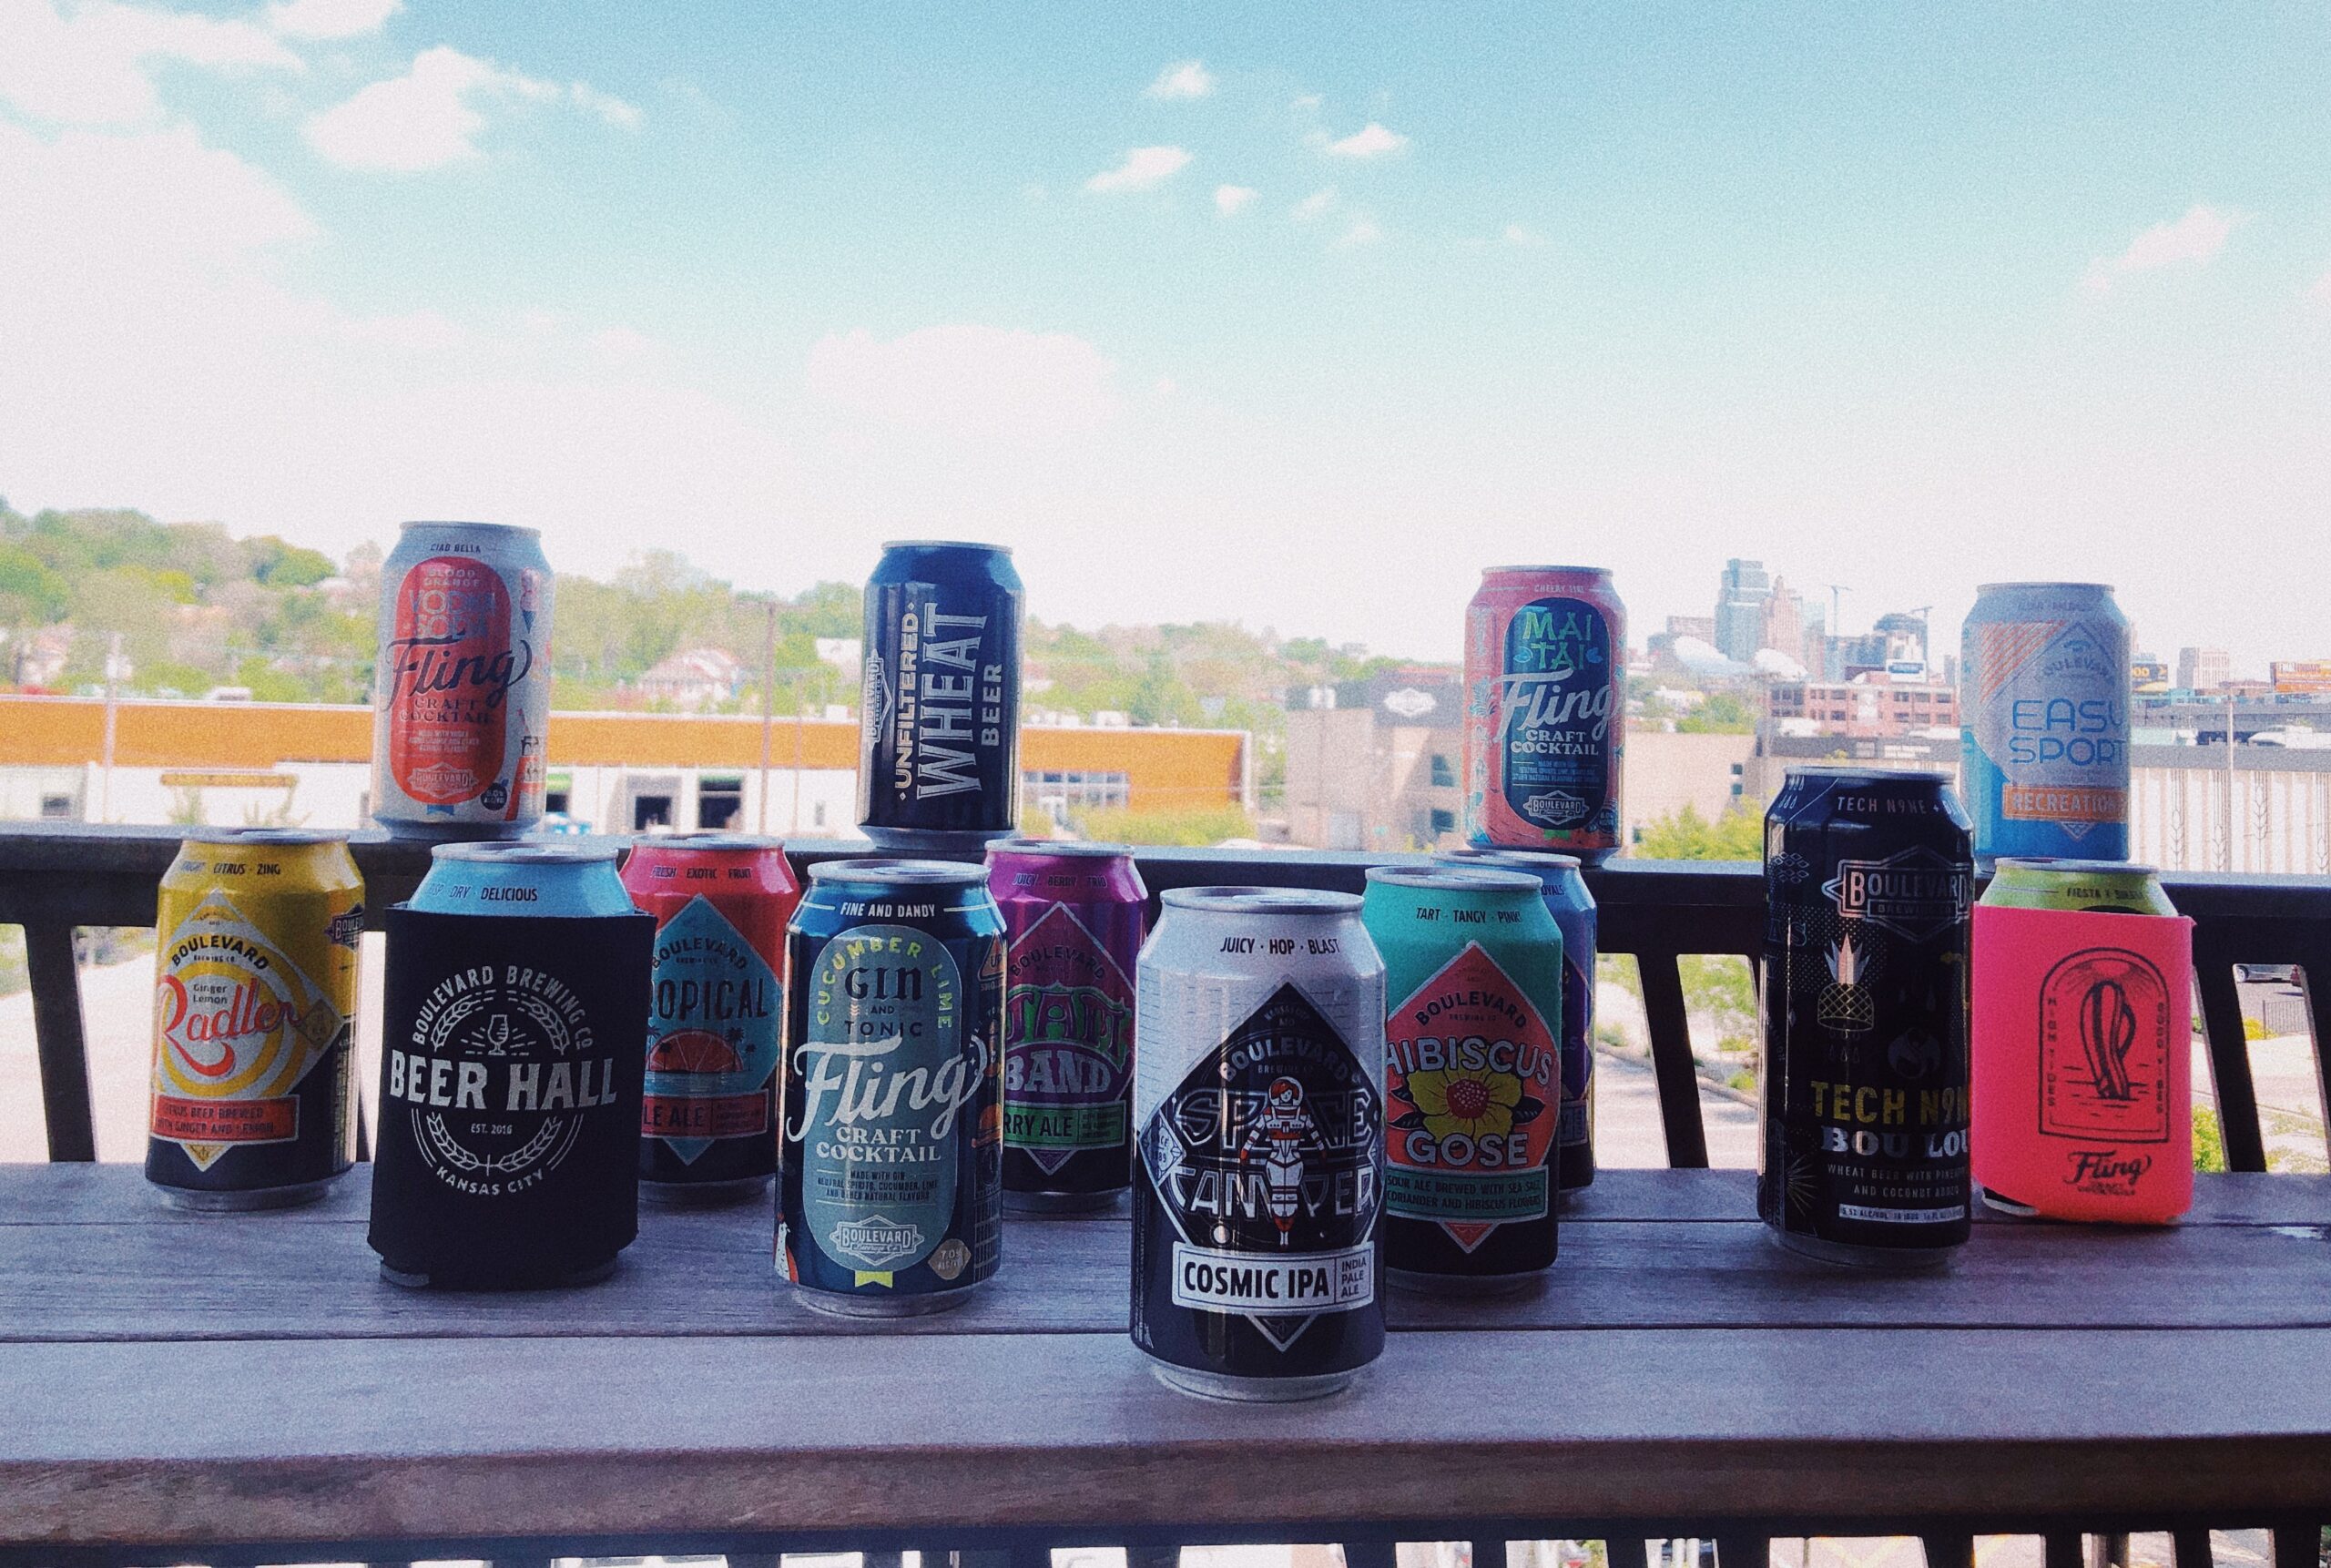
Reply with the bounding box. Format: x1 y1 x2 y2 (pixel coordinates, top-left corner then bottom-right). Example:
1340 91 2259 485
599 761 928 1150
858 542 1023 851
1364 866 1563 1290
370 843 650 1288
1132 888 1387 1400
1759 768 1974 1268
986 838 1145 1212
1465 566 1625 862
372 521 554 839
147 830 362 1210
621 833 801 1201
1961 582 2131 865
779 860 1006 1314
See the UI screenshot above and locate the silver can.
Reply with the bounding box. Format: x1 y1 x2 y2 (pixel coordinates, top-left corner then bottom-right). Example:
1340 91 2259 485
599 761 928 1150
372 521 554 839
1131 887 1388 1401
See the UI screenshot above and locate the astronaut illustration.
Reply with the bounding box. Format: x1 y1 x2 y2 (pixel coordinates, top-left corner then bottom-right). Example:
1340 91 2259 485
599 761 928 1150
1238 1076 1324 1247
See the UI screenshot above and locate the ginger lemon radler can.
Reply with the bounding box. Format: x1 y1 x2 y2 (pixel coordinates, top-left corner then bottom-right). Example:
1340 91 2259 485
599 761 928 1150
1132 888 1387 1401
780 860 1006 1315
1981 858 2176 915
987 839 1146 1212
147 830 362 1210
621 833 801 1201
1759 768 1974 1268
372 520 554 839
1465 566 1625 862
1961 582 2131 866
1364 866 1563 1291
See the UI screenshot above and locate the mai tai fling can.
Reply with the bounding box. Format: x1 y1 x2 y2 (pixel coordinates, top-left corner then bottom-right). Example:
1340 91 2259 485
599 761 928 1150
370 844 650 1289
858 542 1023 851
1465 565 1625 863
147 830 362 1210
621 833 801 1200
1364 865 1563 1290
1132 888 1387 1401
780 860 1006 1315
1434 846 1600 1192
1759 768 1973 1268
372 520 554 839
986 838 1146 1212
1961 582 2131 865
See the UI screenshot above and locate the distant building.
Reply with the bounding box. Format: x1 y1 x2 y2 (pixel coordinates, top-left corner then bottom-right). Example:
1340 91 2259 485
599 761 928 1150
1713 559 1772 664
1827 611 1930 680
634 647 748 710
1282 667 1466 850
2178 647 2232 691
1767 672 1959 738
3 626 72 689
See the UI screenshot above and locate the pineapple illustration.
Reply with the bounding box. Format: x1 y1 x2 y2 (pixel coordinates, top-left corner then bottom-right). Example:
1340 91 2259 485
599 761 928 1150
1817 932 1876 1033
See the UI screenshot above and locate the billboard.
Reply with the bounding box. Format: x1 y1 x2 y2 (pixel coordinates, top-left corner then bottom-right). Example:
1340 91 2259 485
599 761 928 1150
2272 660 2331 695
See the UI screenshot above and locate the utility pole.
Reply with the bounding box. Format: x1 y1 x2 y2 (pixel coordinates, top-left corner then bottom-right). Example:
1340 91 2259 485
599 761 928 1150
99 631 124 823
757 598 776 834
1824 585 1849 679
2224 690 2238 872
791 668 806 835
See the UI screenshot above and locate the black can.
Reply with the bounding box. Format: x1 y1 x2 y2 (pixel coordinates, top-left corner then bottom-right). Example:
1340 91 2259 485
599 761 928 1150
1758 767 1974 1268
857 541 1023 850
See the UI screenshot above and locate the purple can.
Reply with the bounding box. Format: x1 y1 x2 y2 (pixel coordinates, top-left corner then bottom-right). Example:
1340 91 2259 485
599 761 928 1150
984 839 1146 1212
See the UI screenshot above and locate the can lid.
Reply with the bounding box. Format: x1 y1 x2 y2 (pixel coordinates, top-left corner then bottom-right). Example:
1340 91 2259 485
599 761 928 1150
808 857 990 887
986 837 1132 859
1160 885 1362 915
186 828 348 847
1365 865 1543 894
397 519 543 538
640 831 788 852
431 841 620 864
1976 581 2114 596
881 539 1013 555
1784 764 1953 783
1481 564 1613 580
1993 856 2162 878
1433 847 1584 871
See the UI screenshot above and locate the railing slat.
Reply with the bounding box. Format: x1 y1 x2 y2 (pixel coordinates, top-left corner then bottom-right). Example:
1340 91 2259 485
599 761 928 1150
2271 1525 2319 1568
1924 1532 1975 1568
2044 1533 2085 1568
1635 949 1711 1169
2192 941 2270 1172
21 922 97 1164
1715 1534 1769 1568
2171 1528 2214 1568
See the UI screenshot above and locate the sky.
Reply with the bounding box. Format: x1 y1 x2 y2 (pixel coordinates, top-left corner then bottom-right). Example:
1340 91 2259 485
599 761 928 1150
1 0 2327 670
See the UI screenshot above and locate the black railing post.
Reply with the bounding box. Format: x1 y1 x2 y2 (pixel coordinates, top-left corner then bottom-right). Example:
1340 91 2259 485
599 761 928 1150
1636 949 1711 1168
21 922 97 1163
2192 944 2270 1172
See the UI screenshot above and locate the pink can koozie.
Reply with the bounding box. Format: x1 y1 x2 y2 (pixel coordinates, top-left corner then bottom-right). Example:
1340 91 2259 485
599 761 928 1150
1972 904 2194 1223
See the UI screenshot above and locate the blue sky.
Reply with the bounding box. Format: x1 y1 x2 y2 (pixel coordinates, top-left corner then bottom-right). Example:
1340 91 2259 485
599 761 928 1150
2 1 2326 668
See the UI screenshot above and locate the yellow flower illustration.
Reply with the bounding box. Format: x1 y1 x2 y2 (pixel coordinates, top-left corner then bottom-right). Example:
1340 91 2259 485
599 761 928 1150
1405 1066 1522 1141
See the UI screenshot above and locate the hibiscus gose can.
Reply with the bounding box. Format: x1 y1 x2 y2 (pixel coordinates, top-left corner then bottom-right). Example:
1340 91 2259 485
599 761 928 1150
1464 565 1624 862
372 520 554 838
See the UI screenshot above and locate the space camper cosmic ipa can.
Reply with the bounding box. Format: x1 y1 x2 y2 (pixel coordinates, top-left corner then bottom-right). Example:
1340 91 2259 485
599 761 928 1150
1465 566 1625 863
1961 582 2131 866
1132 888 1387 1401
372 521 553 839
146 830 362 1210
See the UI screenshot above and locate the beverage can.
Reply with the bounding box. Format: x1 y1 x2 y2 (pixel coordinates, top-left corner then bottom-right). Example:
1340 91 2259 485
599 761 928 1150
1960 582 2131 864
1464 565 1626 862
147 830 362 1209
1980 858 2176 915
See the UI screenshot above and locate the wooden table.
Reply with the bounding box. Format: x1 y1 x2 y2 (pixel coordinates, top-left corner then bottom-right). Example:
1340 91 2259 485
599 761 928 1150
1 1167 2327 1563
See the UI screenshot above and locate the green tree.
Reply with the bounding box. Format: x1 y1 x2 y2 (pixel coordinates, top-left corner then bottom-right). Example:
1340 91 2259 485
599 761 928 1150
0 545 68 623
1634 802 1764 860
1676 691 1756 733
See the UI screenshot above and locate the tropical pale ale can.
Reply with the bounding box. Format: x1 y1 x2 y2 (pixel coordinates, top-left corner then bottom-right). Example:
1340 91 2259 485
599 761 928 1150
780 860 1006 1314
985 838 1145 1212
1960 582 2131 865
1364 865 1563 1290
1464 565 1625 862
372 520 554 839
1132 888 1387 1400
147 830 362 1209
621 833 801 1200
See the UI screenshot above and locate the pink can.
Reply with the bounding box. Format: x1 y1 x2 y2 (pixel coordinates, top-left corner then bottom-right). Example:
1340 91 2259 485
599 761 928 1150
1464 565 1625 861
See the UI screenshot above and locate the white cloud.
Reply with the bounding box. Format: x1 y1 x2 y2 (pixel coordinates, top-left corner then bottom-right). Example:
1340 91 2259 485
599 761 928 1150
301 46 637 172
806 325 1121 440
1214 183 1257 217
1502 223 1545 248
1290 187 1335 222
1144 59 1213 100
2082 204 2241 293
265 0 399 40
0 0 301 127
1084 144 1189 194
1334 217 1383 249
1321 121 1407 159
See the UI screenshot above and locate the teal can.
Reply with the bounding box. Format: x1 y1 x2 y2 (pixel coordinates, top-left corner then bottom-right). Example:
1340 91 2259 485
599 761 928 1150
1362 865 1565 1290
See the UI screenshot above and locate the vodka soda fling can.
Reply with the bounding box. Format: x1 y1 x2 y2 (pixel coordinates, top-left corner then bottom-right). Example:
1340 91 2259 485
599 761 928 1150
986 838 1146 1212
370 844 650 1289
1364 866 1563 1290
1759 768 1973 1268
1132 888 1387 1401
1434 846 1600 1192
858 542 1023 852
780 860 1006 1315
621 833 801 1201
1465 566 1625 862
372 521 554 839
1961 582 2131 866
147 830 362 1210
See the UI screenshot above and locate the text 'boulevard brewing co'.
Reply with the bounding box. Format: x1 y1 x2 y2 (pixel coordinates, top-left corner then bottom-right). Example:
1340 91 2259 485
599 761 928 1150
1363 866 1563 1290
621 834 801 1200
859 542 1023 850
1960 582 2131 865
1759 768 1974 1268
986 839 1146 1211
780 860 1005 1314
369 844 650 1288
147 830 362 1209
1465 565 1625 862
372 520 554 839
1132 888 1387 1400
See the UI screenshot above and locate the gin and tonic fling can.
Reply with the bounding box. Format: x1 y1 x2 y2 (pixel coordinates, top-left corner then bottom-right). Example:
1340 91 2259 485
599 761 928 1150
1464 566 1625 862
1961 582 2131 865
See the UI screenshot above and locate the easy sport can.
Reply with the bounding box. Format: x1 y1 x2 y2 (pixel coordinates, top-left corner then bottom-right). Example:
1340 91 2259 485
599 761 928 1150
1464 566 1626 862
1961 582 2131 866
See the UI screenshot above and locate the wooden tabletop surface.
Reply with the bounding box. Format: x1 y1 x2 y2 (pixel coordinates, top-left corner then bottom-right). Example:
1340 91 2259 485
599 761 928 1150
2 1166 2328 1554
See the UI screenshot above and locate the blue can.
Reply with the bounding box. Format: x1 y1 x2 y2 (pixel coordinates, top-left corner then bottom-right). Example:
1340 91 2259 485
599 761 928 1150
1960 583 2131 865
780 859 1005 1315
858 542 1023 850
1434 847 1599 1191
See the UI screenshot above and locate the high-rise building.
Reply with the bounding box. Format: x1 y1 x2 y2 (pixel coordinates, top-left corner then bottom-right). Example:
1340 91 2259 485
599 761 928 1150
2178 647 2232 692
1714 559 1772 663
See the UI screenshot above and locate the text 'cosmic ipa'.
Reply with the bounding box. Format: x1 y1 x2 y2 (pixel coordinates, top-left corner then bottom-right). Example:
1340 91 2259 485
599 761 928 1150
1960 582 2131 864
1465 565 1625 863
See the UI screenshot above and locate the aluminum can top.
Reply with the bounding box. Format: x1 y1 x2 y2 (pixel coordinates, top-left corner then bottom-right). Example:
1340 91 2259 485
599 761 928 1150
1783 764 1953 785
1434 846 1583 871
1981 857 2175 914
1362 864 1543 897
881 538 1014 555
1159 886 1361 917
180 828 349 849
1479 565 1614 583
411 840 631 916
807 857 990 889
397 519 543 538
631 831 789 854
1974 580 2115 598
987 837 1133 860
432 841 617 865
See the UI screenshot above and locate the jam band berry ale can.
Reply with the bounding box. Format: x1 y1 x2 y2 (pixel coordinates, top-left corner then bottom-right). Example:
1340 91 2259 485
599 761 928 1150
1465 565 1625 862
781 860 1006 1315
1759 768 1973 1268
986 838 1145 1212
1364 866 1563 1290
148 830 362 1210
372 520 554 839
1132 888 1387 1400
621 833 801 1200
1961 582 2131 865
